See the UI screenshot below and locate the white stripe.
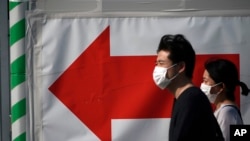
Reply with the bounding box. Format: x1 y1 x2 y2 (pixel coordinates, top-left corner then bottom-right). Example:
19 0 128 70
12 115 26 139
9 0 28 2
110 17 245 56
9 2 25 28
10 38 25 63
112 118 170 141
11 82 26 107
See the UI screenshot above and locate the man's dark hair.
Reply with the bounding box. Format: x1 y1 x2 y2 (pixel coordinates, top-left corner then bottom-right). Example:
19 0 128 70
157 34 195 79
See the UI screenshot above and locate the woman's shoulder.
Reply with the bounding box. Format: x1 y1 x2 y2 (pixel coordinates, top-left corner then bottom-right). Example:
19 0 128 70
219 104 240 114
215 104 243 124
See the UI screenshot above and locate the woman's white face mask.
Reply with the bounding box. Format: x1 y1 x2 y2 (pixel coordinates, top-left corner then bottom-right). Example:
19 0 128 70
153 64 178 90
200 82 222 103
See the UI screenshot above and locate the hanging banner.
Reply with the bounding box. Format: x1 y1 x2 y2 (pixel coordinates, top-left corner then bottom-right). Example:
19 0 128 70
26 13 250 141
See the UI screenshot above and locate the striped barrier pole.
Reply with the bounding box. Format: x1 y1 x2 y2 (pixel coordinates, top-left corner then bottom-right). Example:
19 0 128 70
9 1 27 141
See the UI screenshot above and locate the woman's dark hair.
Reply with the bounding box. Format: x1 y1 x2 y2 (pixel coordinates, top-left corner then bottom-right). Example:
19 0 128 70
157 34 195 79
205 58 249 101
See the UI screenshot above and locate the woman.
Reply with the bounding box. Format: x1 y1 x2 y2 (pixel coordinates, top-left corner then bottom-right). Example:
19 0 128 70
200 58 249 141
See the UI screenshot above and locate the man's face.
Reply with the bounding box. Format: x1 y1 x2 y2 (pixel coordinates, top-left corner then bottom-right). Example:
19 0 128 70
155 50 177 79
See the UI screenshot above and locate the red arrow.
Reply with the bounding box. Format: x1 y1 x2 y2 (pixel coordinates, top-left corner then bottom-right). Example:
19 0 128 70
49 26 240 140
49 26 173 141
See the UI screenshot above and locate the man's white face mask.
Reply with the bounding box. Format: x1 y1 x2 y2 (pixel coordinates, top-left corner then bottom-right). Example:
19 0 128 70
153 64 178 90
200 82 222 103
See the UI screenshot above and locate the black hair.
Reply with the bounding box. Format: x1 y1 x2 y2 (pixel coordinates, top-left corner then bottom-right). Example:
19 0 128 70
157 34 195 79
205 58 250 101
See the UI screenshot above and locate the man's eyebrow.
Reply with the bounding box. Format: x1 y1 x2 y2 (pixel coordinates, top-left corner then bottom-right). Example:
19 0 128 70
156 60 166 63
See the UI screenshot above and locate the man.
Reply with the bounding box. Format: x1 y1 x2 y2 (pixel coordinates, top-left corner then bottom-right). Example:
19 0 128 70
152 34 224 141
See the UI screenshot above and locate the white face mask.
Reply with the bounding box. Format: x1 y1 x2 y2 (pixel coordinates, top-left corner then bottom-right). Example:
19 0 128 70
200 82 221 103
153 64 178 90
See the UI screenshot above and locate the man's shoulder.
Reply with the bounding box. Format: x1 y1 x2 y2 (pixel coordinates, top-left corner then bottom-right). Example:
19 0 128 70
178 86 209 106
181 86 204 98
183 86 200 92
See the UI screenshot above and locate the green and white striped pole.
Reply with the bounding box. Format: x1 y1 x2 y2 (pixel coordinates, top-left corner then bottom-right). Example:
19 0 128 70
9 1 27 141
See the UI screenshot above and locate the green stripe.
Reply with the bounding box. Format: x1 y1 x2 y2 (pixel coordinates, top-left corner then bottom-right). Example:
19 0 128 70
11 99 26 123
11 55 25 74
11 74 26 90
10 19 25 47
13 132 26 141
9 2 21 11
11 54 26 89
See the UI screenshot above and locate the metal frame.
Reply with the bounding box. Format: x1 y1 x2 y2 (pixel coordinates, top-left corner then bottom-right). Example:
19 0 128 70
0 0 11 140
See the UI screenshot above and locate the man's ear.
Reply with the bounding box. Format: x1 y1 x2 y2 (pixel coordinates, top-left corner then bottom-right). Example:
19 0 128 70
178 61 186 73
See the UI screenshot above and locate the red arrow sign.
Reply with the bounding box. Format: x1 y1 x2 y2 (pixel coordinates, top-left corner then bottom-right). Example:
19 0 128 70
49 26 173 140
49 26 240 140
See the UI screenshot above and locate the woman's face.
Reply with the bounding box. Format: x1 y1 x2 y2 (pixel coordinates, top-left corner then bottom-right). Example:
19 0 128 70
202 70 222 94
202 70 215 85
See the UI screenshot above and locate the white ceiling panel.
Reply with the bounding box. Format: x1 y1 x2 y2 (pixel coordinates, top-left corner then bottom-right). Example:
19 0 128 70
102 0 250 12
32 0 250 14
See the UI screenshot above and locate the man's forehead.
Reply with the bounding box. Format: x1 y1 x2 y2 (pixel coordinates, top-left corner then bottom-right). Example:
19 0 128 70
156 52 173 66
157 51 170 60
